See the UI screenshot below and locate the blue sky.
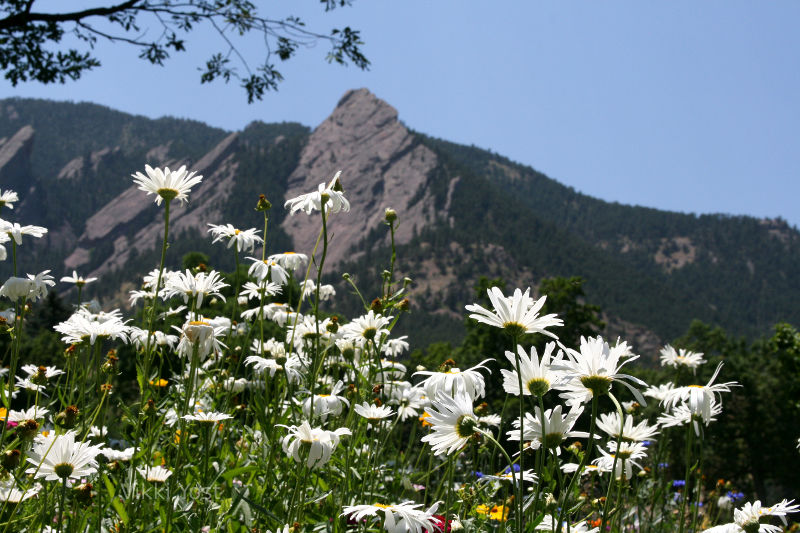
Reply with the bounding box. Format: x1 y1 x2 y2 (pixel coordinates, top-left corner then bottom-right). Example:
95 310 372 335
2 1 798 227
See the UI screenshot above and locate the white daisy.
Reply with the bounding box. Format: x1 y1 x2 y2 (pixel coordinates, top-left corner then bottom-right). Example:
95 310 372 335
207 223 263 254
280 421 351 468
299 279 336 301
383 336 409 358
341 501 441 533
0 219 48 245
465 286 562 338
387 382 426 421
660 345 706 371
0 190 19 210
21 364 64 383
25 430 104 481
560 463 607 477
54 307 129 345
60 270 97 287
163 269 229 308
100 447 136 462
127 328 179 350
703 499 800 533
240 280 282 301
643 382 676 402
129 289 157 306
354 402 394 421
480 468 538 486
661 362 739 424
507 404 588 454
26 270 56 301
132 164 203 205
0 480 39 503
340 310 393 346
284 171 350 216
414 359 491 400
657 398 723 435
244 355 281 377
501 342 562 397
174 319 227 361
0 277 32 301
592 442 648 480
420 390 478 456
596 412 659 442
301 381 349 421
6 405 49 423
554 336 647 406
536 515 599 533
269 252 308 271
182 411 233 423
246 257 289 285
137 465 173 483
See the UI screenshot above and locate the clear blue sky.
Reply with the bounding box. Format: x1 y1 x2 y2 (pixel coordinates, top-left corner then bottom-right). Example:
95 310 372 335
2 2 798 227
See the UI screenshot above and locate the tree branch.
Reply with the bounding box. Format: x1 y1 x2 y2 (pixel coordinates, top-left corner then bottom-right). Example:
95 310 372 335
0 0 140 31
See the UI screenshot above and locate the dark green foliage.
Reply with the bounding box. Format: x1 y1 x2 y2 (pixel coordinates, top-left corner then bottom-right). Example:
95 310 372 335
0 1 369 102
0 291 72 370
410 275 606 413
182 251 210 271
537 276 605 347
406 132 800 343
629 320 800 500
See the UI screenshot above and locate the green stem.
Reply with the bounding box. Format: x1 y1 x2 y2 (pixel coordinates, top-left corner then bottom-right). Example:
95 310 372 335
690 428 704 533
478 429 520 530
57 478 67 533
557 395 599 529
531 394 547 517
308 207 329 418
678 421 695 533
386 220 396 299
230 243 241 323
512 337 524 533
600 392 625 531
143 198 171 393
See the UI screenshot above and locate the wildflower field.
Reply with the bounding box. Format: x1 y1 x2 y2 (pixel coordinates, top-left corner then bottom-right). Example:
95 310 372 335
0 167 797 533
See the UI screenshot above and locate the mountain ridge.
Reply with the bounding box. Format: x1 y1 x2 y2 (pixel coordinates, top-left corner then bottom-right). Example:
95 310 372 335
1 89 798 355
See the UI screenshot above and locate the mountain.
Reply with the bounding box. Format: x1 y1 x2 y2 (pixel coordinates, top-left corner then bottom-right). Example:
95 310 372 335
1 90 798 355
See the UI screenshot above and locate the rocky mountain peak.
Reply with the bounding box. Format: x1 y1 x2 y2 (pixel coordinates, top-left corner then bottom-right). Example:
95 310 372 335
0 125 36 217
281 89 442 265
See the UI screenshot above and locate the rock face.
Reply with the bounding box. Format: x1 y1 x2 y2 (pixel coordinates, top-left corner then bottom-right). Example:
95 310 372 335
65 132 240 276
0 126 35 209
281 89 442 265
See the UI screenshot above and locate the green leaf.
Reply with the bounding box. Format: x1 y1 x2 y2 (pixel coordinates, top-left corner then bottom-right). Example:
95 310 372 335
104 475 129 526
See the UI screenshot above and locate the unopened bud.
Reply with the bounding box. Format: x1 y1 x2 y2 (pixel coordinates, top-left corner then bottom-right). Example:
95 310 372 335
31 366 49 386
384 208 397 223
64 344 78 359
55 405 80 429
18 420 38 440
143 398 157 417
256 194 272 212
2 449 20 470
74 482 94 504
346 384 358 400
